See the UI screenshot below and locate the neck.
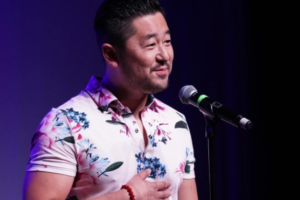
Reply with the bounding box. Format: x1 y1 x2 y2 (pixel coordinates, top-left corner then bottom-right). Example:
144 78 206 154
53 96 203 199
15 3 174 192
101 74 148 118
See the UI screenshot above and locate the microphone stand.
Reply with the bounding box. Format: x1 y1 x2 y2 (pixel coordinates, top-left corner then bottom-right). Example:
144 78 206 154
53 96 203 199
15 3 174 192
204 115 217 200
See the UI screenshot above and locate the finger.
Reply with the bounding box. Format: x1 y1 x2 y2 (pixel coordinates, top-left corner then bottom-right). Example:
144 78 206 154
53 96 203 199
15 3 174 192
156 190 171 199
155 181 171 191
137 168 151 179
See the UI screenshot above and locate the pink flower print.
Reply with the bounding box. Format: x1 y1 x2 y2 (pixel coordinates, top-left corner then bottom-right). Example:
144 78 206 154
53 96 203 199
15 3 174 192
77 152 90 170
149 100 165 112
112 100 119 106
155 99 165 109
78 134 82 140
174 162 185 186
88 78 102 93
37 112 56 133
175 162 185 174
77 153 99 174
124 125 130 136
96 89 112 110
51 127 57 132
30 131 54 151
43 113 54 127
72 122 82 133
154 123 171 140
148 123 171 147
99 89 112 102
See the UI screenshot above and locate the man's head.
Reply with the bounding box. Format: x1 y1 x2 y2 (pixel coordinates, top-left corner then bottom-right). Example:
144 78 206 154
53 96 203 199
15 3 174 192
94 0 174 94
94 0 165 50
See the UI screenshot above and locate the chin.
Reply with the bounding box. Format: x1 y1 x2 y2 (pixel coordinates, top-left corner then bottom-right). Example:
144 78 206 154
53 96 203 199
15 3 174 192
148 81 169 94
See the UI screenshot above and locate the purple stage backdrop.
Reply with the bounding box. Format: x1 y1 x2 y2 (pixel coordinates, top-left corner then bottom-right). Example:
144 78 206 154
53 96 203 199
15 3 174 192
0 0 282 199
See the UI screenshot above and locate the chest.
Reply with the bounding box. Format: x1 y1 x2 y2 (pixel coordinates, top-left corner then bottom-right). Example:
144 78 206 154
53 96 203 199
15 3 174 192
70 108 189 200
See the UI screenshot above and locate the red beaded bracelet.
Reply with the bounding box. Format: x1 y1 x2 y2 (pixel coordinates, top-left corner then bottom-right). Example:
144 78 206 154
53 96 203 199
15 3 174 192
121 185 135 200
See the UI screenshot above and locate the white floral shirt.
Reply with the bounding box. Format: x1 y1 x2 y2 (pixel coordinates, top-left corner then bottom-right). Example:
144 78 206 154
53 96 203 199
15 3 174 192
27 76 196 200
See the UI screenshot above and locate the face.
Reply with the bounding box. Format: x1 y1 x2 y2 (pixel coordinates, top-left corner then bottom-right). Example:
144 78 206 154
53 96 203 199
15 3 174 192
117 12 174 94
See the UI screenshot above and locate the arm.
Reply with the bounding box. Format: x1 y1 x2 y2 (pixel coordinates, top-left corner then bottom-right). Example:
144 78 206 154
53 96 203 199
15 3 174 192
23 169 172 200
23 171 74 200
178 178 198 200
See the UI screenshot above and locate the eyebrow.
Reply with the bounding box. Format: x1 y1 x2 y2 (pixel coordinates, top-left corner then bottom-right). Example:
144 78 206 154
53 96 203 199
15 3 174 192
144 30 171 40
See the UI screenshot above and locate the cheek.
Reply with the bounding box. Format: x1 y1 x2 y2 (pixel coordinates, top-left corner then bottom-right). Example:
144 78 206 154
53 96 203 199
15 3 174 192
134 53 154 69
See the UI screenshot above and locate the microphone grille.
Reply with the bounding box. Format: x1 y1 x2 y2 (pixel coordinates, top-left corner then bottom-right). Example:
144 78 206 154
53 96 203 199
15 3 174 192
179 85 197 104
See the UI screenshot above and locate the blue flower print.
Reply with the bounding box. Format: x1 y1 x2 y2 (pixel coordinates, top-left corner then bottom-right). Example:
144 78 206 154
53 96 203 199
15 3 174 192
186 148 190 157
149 135 157 147
89 154 100 164
82 121 90 129
185 147 195 174
53 119 71 146
54 120 70 133
147 123 171 147
77 139 123 179
137 164 142 173
135 152 167 179
158 165 167 178
63 108 90 130
186 148 195 160
161 137 167 144
135 152 143 163
94 157 110 177
78 139 97 158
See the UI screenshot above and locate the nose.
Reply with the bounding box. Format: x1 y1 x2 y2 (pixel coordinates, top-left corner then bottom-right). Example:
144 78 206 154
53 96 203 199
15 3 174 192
156 44 170 62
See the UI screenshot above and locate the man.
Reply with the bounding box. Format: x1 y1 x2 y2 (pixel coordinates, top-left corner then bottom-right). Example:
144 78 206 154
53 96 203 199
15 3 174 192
23 0 198 199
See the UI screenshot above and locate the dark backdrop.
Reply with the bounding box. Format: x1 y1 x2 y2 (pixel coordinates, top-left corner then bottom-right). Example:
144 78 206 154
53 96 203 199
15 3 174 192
0 0 286 199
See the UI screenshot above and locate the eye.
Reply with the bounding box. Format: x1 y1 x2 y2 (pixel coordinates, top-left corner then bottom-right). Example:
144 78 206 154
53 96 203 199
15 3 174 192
147 43 156 47
165 40 171 44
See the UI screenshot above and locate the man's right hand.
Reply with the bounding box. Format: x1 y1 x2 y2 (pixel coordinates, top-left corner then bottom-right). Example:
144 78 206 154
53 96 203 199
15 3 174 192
126 169 172 200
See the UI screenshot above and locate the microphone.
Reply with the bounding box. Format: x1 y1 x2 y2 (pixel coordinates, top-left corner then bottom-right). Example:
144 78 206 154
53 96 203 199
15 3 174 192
179 85 253 130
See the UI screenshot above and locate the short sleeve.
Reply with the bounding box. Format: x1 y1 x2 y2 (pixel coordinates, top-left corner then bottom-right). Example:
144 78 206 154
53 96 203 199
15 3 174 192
26 108 77 176
182 121 196 179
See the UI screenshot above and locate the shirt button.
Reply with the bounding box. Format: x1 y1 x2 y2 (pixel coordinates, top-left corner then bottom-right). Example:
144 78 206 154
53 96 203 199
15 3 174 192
135 128 139 133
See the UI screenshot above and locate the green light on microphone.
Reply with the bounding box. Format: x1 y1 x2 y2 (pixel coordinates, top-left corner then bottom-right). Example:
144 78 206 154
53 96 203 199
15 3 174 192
197 94 208 107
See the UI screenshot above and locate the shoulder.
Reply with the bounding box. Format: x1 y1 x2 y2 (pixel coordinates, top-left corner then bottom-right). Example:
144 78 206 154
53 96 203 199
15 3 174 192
39 90 99 133
57 90 97 112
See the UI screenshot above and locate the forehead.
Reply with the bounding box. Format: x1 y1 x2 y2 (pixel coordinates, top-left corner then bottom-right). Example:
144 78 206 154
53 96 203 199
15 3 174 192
130 12 170 39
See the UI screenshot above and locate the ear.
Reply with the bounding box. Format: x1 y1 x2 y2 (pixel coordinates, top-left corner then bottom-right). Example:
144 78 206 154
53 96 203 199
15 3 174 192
101 43 119 68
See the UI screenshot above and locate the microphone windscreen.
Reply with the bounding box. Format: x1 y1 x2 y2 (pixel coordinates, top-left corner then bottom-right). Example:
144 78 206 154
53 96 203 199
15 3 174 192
178 85 197 104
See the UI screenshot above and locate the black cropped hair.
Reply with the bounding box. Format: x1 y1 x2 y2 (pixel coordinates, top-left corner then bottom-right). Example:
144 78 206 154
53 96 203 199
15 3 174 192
94 0 165 50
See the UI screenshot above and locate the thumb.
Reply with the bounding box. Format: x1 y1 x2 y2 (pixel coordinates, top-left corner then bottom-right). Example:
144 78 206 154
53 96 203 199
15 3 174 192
138 168 151 179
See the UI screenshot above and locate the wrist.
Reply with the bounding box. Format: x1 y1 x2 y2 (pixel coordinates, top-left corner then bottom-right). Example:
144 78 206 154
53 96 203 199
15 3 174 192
121 185 136 200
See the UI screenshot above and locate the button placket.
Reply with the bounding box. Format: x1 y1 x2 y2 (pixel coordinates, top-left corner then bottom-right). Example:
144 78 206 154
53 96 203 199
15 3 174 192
123 115 141 137
141 110 151 137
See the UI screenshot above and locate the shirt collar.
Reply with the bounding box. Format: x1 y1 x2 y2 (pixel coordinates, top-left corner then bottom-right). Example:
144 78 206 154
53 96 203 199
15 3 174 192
85 76 162 112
